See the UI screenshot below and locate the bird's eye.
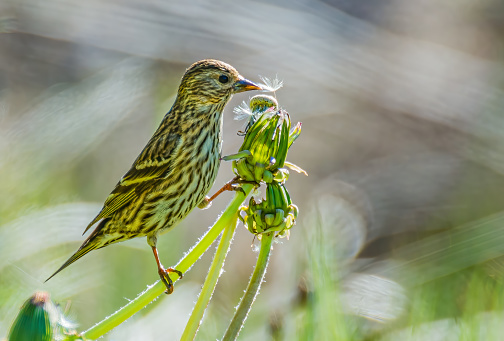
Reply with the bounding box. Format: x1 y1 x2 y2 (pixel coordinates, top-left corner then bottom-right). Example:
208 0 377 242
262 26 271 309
218 75 229 84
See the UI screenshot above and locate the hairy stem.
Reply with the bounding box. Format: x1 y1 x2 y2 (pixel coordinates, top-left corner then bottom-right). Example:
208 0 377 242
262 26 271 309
82 184 253 340
222 232 274 341
181 214 239 341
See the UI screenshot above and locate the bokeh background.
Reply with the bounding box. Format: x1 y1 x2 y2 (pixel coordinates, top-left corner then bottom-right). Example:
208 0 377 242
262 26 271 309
3 0 504 340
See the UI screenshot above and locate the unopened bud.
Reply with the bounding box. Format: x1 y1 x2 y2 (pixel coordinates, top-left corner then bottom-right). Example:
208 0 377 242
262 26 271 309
227 95 306 183
8 292 82 341
240 182 298 237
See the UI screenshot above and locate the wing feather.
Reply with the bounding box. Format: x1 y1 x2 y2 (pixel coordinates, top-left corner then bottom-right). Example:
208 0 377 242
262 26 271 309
83 132 181 234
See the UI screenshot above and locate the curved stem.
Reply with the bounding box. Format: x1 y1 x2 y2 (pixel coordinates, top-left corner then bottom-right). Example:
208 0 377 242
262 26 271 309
82 185 253 340
181 214 239 341
222 232 274 341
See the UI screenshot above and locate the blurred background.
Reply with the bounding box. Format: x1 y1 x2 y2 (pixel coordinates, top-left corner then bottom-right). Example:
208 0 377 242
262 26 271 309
2 0 504 340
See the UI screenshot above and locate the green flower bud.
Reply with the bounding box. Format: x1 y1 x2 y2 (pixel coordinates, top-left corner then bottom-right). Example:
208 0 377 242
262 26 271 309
8 292 57 341
248 95 278 128
8 292 83 341
240 182 298 237
227 94 307 183
238 109 291 182
233 94 278 136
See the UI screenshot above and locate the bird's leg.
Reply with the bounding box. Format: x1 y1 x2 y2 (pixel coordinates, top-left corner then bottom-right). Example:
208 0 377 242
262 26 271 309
151 246 183 295
198 176 258 209
209 177 243 201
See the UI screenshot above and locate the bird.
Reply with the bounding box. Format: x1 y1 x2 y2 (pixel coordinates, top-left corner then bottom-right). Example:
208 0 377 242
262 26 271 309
46 59 262 294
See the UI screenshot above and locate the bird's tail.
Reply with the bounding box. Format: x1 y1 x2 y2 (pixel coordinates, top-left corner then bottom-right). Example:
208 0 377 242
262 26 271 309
45 222 106 282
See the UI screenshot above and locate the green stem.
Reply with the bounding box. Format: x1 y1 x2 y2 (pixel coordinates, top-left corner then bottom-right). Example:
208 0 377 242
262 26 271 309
82 185 253 340
222 232 274 341
181 214 239 341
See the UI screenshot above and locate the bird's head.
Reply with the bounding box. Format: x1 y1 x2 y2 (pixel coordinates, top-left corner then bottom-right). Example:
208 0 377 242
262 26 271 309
178 59 262 105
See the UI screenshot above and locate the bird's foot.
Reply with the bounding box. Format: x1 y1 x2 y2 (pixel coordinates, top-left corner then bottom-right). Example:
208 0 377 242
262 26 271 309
232 179 260 188
202 177 238 205
204 177 259 206
218 181 247 196
158 267 184 295
229 179 261 196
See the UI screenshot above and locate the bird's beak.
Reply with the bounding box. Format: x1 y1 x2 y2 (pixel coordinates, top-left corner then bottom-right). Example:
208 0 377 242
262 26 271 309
233 78 262 93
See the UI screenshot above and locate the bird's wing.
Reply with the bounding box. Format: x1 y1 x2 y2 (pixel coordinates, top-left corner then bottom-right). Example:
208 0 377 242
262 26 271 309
83 132 182 234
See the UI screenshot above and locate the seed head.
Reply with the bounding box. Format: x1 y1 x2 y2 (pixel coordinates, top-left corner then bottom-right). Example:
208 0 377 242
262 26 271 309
226 95 305 183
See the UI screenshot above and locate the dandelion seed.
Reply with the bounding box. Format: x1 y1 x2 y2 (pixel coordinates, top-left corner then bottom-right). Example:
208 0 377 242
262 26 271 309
258 75 283 93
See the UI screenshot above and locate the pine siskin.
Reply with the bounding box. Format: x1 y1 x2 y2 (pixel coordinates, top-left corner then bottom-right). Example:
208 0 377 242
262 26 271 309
46 59 262 293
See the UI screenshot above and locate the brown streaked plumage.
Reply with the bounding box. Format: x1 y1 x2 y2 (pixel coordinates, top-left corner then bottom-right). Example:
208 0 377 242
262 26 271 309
46 59 261 293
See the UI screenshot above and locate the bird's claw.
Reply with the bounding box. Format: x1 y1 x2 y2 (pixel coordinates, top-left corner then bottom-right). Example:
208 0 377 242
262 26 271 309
158 267 183 295
233 179 260 189
231 183 247 196
228 179 260 196
170 267 184 279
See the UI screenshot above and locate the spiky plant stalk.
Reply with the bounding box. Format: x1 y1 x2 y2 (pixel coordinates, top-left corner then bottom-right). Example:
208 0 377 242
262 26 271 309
180 214 239 341
219 94 305 340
